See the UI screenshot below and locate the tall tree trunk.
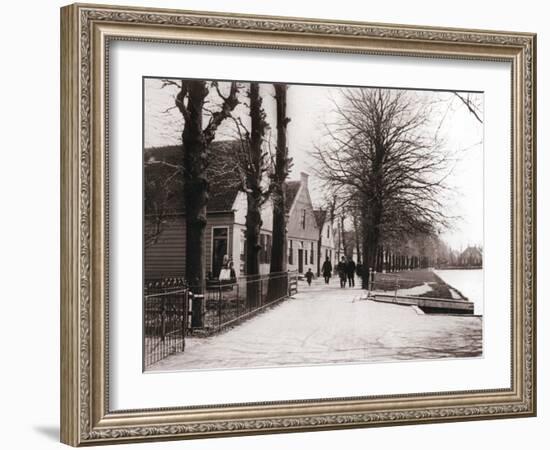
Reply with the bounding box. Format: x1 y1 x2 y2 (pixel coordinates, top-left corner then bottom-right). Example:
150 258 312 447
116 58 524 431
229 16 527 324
363 233 381 279
361 235 369 289
361 217 373 289
362 222 379 286
177 80 239 294
340 214 347 257
268 83 290 300
353 213 361 264
245 83 266 308
245 193 262 307
182 81 209 293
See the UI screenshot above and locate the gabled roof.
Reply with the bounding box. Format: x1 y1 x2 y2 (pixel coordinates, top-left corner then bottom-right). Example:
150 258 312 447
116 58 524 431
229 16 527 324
208 184 240 212
284 181 301 214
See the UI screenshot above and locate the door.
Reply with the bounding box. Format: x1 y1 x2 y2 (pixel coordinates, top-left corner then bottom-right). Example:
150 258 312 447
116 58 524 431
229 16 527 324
212 227 228 279
298 249 304 273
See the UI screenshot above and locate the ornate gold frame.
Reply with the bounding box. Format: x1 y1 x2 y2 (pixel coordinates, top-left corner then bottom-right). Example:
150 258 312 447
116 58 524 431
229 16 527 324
60 3 536 446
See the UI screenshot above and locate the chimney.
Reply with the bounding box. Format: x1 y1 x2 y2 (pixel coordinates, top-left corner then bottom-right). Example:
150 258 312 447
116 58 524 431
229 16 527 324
300 171 309 186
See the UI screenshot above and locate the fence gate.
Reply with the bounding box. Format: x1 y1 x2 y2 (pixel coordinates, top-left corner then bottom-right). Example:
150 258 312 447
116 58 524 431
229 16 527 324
143 288 189 369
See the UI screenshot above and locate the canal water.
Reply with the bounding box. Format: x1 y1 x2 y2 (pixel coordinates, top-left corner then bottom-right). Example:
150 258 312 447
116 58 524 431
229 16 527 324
435 269 483 316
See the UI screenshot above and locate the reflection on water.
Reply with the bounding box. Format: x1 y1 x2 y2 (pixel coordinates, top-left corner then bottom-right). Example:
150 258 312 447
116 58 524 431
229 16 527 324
435 269 483 315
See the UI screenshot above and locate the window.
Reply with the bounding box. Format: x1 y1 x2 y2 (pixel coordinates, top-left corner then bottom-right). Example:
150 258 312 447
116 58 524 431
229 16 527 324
327 224 330 238
260 234 266 264
301 209 306 229
310 242 315 264
239 230 246 262
259 233 272 264
305 250 308 265
266 234 272 264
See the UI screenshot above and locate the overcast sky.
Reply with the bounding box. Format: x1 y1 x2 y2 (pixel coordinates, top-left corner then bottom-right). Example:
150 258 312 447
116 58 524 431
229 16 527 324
144 78 483 251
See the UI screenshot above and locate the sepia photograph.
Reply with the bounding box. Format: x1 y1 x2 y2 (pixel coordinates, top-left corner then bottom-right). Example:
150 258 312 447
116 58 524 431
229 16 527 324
142 77 484 372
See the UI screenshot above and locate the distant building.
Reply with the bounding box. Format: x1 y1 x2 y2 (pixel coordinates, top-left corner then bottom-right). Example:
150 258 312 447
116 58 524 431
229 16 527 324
458 246 483 267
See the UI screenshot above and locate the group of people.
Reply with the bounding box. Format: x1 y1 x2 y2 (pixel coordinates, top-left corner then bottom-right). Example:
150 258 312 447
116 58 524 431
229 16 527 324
218 253 360 289
320 256 358 288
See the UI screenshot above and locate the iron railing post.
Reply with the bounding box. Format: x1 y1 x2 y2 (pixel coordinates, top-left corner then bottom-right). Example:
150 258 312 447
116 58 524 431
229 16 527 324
160 297 166 342
181 290 189 352
218 282 222 330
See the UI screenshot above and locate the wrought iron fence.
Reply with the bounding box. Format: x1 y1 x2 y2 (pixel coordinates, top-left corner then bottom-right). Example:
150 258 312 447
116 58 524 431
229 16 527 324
144 277 186 296
143 271 298 368
193 271 298 334
143 288 189 369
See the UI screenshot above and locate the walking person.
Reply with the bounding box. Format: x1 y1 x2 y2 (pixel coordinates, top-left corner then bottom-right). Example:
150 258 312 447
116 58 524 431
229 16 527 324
337 256 347 288
321 256 332 284
305 268 314 286
346 257 356 287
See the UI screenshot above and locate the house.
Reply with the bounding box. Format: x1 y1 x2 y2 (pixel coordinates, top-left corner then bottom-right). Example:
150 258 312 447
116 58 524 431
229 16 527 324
143 142 274 281
285 173 320 275
144 141 321 282
143 141 255 281
225 191 274 278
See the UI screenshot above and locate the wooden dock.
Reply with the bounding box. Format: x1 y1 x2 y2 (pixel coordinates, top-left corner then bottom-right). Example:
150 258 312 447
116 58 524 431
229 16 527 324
372 293 475 315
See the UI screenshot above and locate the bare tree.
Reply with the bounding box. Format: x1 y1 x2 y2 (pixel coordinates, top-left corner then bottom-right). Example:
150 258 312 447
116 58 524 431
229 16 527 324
315 88 451 286
452 92 483 123
227 83 271 306
351 209 362 264
169 79 239 292
339 211 347 259
267 83 292 300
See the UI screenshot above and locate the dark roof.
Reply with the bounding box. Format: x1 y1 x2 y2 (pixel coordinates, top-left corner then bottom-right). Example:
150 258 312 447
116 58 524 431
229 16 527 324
284 181 301 214
145 141 306 215
208 183 240 212
145 141 241 214
313 209 327 229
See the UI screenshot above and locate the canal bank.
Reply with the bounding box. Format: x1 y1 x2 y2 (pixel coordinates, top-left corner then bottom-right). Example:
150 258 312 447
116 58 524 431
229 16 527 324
435 269 483 315
370 269 478 315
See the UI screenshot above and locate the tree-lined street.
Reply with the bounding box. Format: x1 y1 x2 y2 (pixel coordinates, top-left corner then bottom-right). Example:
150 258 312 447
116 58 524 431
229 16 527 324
144 79 484 371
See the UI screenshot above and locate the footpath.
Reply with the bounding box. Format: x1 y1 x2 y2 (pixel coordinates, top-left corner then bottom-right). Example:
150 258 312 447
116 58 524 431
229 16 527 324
150 278 482 371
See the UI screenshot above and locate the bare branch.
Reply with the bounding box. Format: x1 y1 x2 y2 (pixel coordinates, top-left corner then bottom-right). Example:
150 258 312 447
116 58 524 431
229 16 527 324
453 92 483 123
